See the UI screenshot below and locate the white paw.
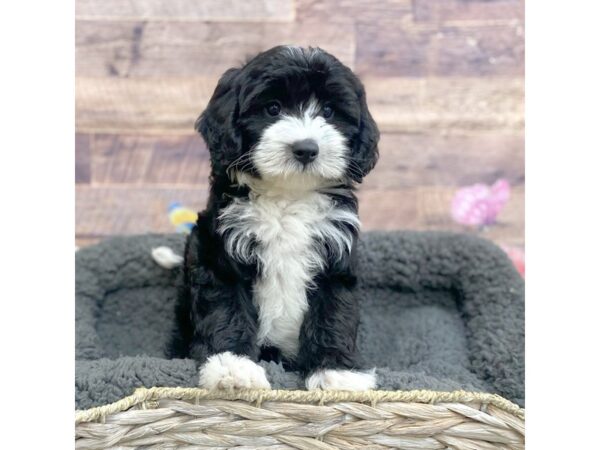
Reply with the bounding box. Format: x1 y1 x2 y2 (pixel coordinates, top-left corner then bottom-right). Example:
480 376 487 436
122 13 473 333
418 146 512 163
306 369 377 391
199 352 271 389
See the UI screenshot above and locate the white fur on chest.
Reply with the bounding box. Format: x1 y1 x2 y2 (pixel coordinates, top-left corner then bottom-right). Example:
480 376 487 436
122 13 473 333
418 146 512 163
218 191 359 358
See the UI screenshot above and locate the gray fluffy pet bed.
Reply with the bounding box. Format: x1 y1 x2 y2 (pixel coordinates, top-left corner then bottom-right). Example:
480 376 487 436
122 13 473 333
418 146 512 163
76 231 524 411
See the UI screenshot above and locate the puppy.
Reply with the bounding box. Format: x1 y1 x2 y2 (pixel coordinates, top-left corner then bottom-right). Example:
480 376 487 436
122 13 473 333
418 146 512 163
169 45 379 391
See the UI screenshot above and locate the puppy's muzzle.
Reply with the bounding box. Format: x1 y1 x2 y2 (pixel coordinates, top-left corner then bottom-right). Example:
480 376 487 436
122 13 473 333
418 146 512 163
291 139 319 165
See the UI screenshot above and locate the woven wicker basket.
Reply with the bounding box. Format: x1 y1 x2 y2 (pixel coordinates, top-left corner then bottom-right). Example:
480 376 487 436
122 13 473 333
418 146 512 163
75 387 525 449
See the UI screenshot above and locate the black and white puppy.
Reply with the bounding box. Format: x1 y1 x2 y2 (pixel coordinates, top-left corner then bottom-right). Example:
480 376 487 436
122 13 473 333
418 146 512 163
168 45 379 391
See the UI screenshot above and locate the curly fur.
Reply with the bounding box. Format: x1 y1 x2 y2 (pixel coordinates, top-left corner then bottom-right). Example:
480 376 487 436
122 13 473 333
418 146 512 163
170 46 380 390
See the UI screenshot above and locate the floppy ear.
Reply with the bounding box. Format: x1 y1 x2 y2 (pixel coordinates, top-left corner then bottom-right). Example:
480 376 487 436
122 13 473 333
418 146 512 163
195 68 242 177
351 88 380 183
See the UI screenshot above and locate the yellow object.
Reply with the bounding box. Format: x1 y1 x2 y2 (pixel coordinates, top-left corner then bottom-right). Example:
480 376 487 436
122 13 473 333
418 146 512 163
168 202 197 232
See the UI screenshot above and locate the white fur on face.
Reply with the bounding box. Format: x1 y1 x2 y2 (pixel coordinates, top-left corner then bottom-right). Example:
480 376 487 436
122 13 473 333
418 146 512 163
251 100 349 183
198 352 271 389
218 190 360 358
306 369 377 391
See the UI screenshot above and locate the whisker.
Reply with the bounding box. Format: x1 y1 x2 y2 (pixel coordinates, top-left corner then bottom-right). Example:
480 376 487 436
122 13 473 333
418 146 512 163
226 152 253 179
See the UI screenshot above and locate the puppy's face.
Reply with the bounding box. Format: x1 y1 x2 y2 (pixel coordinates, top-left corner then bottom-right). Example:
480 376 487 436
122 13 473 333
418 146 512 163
198 46 379 188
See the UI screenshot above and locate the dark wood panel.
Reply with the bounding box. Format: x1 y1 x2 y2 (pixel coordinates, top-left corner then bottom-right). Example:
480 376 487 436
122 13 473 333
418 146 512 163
76 185 524 247
75 76 524 134
76 0 294 21
90 134 209 185
364 132 524 190
297 0 412 23
413 0 524 23
144 135 210 185
75 133 91 184
76 20 354 77
356 21 524 77
91 134 152 184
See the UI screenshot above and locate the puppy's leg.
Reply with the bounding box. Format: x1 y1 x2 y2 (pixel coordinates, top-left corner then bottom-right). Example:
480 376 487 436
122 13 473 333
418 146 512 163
188 302 271 390
178 223 270 389
297 276 377 391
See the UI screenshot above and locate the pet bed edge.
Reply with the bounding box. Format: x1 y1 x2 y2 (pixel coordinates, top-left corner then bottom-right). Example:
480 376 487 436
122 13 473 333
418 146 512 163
75 386 525 424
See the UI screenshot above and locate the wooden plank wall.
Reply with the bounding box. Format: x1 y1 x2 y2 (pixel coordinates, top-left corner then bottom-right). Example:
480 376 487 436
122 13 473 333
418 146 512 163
75 0 524 248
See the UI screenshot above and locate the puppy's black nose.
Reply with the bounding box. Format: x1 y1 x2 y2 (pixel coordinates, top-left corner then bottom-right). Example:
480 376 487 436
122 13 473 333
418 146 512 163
291 139 319 164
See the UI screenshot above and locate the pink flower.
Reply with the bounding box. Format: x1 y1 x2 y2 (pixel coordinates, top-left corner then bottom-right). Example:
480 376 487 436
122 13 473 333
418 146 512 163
451 179 511 227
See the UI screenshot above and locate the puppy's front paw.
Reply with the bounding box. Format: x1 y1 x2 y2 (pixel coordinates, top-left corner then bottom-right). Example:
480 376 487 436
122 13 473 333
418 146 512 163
199 352 271 389
306 369 377 391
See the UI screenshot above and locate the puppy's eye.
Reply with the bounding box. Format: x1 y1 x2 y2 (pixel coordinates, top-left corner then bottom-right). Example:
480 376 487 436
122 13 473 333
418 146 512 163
322 105 333 119
266 102 281 117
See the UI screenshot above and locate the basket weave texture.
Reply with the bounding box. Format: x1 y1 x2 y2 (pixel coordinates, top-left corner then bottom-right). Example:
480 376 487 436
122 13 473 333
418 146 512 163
75 387 525 449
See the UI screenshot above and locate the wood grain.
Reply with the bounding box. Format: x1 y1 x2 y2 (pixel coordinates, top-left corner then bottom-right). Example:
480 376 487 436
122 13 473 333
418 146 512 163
76 185 208 237
75 133 91 184
76 0 294 21
297 0 412 23
90 134 209 185
75 77 213 133
364 132 524 190
356 21 524 77
357 185 524 246
366 77 523 133
74 0 524 246
76 20 354 77
413 0 524 24
76 185 524 247
76 76 523 134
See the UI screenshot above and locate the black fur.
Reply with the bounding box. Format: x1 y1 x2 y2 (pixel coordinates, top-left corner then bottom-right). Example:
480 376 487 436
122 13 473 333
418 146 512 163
170 46 379 380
